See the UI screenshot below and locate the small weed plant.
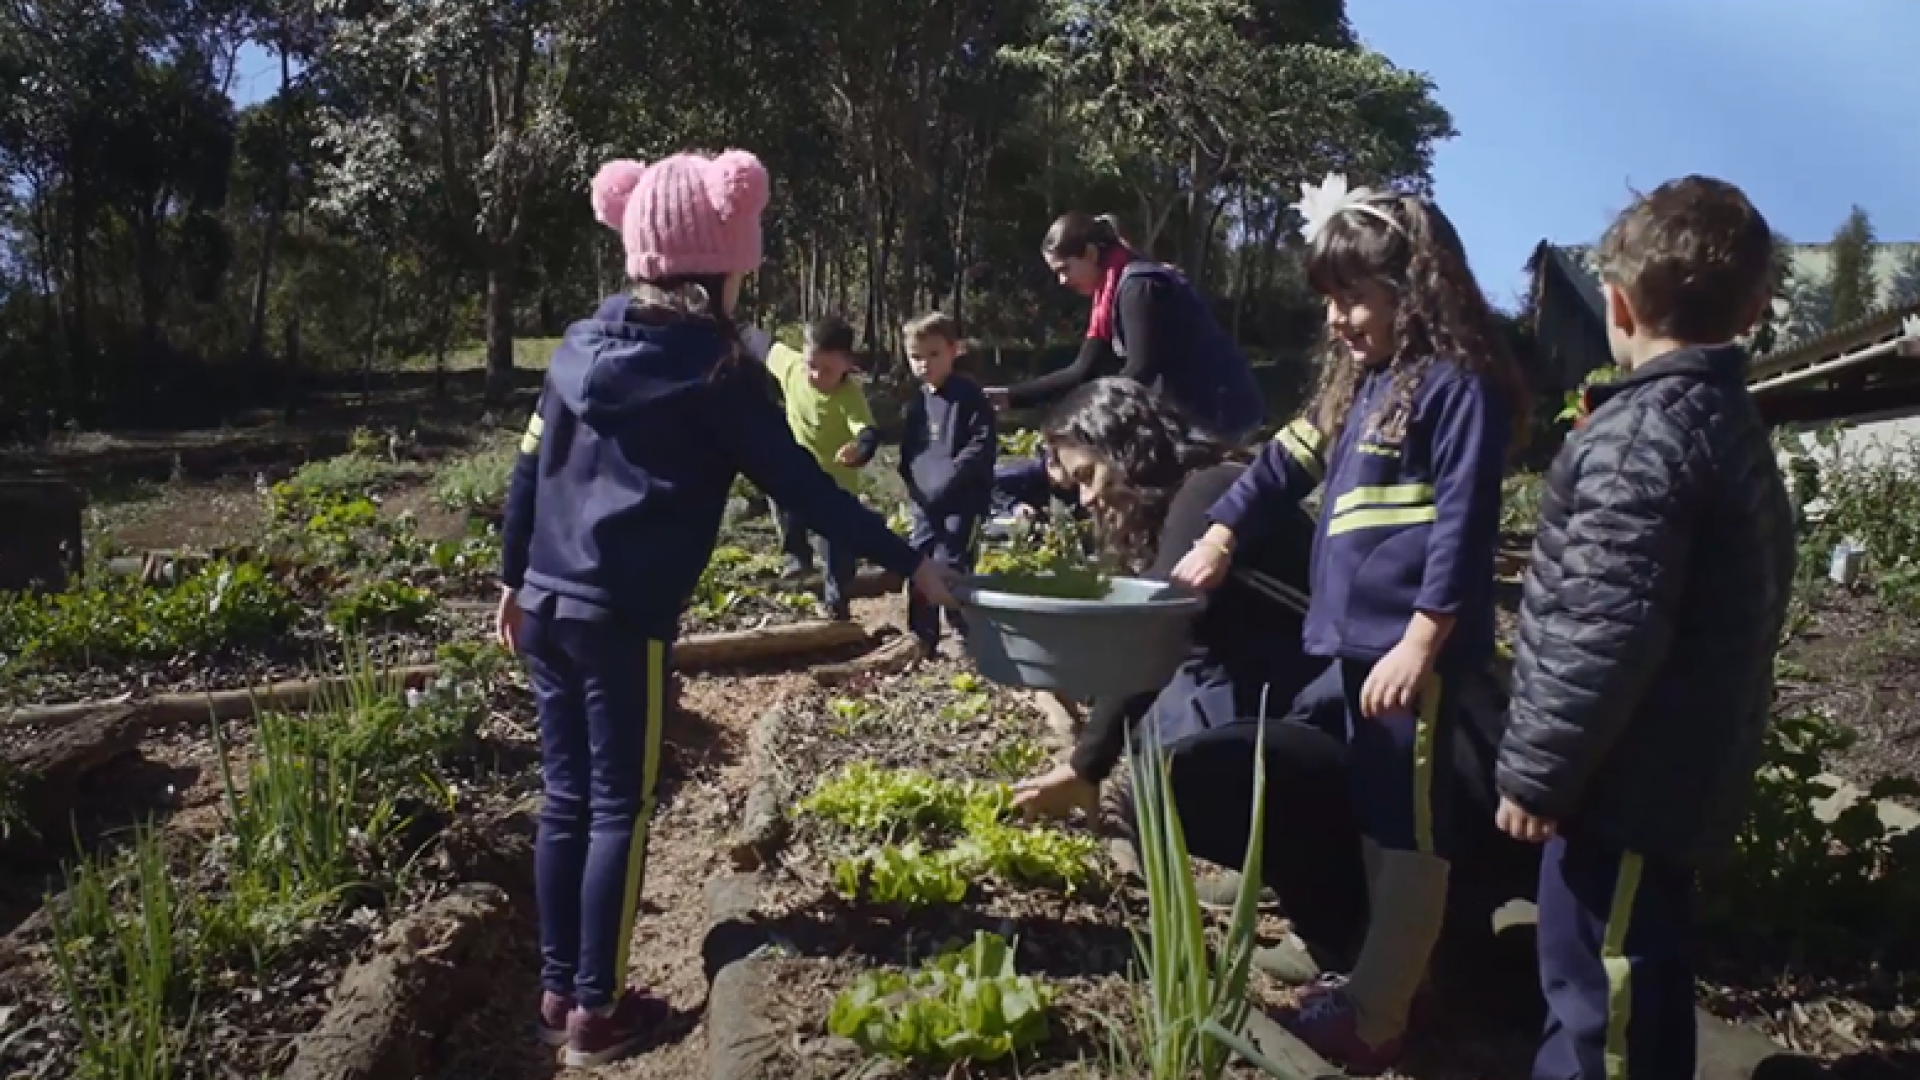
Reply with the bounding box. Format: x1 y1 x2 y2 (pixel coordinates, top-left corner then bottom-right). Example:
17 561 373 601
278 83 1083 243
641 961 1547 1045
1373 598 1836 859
998 428 1043 459
827 931 1053 1065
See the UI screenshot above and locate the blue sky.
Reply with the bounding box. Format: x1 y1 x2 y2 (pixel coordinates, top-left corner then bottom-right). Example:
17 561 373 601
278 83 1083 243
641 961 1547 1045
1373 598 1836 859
1347 0 1920 305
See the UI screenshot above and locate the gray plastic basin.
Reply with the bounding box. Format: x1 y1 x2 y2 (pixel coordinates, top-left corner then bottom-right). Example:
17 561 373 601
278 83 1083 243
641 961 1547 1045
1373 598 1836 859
956 574 1205 698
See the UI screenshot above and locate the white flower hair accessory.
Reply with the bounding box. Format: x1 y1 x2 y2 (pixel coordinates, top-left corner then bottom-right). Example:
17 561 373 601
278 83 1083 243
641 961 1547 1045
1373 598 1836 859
1293 173 1403 245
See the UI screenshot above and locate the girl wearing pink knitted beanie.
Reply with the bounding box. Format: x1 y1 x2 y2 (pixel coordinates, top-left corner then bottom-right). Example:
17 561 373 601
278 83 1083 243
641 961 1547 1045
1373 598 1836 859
495 150 959 1066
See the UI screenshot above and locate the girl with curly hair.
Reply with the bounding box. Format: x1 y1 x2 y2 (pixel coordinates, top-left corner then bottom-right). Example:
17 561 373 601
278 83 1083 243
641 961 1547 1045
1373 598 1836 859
1171 177 1528 1073
1007 377 1369 986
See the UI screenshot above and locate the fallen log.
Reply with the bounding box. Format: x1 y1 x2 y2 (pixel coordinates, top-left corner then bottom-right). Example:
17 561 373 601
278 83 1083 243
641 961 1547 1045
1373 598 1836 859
726 706 792 871
809 632 918 687
281 883 512 1080
4 618 873 730
674 618 870 670
3 705 149 855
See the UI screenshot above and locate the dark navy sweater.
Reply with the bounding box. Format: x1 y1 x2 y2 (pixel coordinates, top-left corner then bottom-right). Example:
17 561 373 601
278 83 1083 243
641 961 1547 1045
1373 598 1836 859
500 297 922 639
1209 360 1509 672
900 374 997 520
1006 263 1264 442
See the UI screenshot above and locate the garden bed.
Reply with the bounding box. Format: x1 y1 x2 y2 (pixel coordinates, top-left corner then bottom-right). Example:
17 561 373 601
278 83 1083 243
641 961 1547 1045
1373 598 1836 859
693 662 1349 1080
0 645 542 1080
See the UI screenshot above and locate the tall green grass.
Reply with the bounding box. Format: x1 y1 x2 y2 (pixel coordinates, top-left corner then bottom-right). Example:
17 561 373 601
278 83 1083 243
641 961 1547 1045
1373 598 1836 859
47 825 191 1080
1109 723 1311 1080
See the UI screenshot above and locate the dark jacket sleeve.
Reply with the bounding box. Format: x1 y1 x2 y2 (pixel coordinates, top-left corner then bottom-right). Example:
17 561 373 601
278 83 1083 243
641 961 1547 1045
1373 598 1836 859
897 399 930 507
707 374 923 579
924 388 996 513
1415 374 1509 616
1005 337 1117 409
1113 274 1172 385
500 398 546 588
1496 409 1697 820
1070 467 1239 782
1207 418 1326 541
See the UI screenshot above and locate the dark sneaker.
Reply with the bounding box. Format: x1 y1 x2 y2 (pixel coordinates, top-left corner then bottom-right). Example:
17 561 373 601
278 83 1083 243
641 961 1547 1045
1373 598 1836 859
1275 978 1404 1076
536 990 572 1047
565 991 671 1067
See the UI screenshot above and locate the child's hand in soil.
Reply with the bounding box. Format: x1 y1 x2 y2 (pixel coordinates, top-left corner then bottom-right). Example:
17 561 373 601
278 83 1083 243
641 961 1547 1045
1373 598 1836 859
495 586 523 653
1012 763 1099 822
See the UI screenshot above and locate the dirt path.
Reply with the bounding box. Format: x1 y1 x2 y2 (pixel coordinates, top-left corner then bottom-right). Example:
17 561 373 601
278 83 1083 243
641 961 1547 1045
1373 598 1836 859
437 599 904 1080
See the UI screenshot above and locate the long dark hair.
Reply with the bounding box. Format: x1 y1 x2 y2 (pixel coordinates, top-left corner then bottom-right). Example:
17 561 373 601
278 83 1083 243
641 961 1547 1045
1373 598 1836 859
1042 378 1228 571
1043 212 1134 261
1303 194 1528 453
628 274 762 386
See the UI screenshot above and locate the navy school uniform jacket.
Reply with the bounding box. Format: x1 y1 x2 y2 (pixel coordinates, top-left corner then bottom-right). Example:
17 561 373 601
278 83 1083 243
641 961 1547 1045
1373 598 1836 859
1208 360 1509 673
900 373 997 523
500 296 922 641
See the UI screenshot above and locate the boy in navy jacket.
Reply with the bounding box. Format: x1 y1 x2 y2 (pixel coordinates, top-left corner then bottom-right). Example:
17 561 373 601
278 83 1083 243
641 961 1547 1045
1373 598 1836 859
898 312 996 653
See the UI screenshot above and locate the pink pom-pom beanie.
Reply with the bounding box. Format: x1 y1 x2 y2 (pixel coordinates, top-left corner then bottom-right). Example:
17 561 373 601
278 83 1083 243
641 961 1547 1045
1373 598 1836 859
589 150 770 281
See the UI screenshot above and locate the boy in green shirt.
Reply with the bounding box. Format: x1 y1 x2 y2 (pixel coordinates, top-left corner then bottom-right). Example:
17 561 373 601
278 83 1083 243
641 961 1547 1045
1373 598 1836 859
766 315 880 620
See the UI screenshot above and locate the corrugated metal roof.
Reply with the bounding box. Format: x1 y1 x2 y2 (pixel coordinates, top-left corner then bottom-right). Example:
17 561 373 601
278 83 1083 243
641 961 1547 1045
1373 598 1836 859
1748 296 1920 385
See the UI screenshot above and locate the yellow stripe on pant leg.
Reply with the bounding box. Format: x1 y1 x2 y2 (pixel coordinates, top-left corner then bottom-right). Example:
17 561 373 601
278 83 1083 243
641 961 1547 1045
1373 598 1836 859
1602 852 1644 1080
612 640 668 994
1413 675 1442 855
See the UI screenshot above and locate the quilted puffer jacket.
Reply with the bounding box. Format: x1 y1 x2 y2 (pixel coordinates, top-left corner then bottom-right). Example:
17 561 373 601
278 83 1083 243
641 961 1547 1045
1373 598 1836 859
1496 345 1795 867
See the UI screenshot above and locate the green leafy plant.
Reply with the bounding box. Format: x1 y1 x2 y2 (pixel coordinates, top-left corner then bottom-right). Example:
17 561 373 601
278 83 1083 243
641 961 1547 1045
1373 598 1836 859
267 454 412 524
1699 710 1920 957
0 560 299 670
326 579 438 634
833 843 974 906
433 441 518 516
1556 364 1619 423
803 765 1099 905
976 514 1110 599
797 762 996 838
827 932 1053 1065
998 428 1044 459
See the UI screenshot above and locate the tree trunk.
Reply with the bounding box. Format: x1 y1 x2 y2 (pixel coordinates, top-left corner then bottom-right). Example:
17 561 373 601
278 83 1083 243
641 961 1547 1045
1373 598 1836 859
361 252 391 404
484 256 516 401
244 43 295 368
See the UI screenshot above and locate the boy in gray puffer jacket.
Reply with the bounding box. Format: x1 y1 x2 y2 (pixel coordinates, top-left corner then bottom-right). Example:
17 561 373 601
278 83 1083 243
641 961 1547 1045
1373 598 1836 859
1495 176 1795 1080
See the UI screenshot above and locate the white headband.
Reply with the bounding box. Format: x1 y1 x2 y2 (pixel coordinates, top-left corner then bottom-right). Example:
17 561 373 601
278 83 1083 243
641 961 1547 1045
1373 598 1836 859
1293 173 1403 245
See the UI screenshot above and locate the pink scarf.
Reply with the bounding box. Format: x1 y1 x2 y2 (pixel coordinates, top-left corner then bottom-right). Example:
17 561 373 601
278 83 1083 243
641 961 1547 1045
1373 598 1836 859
1085 246 1136 341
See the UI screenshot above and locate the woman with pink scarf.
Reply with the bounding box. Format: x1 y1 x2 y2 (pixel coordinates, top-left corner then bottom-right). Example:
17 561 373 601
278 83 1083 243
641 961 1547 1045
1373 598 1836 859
986 212 1264 445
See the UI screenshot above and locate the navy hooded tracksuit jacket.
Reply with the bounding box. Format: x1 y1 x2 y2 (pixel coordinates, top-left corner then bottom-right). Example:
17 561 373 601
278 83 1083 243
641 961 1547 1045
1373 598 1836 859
1208 360 1508 857
502 298 922 636
500 296 921 1007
